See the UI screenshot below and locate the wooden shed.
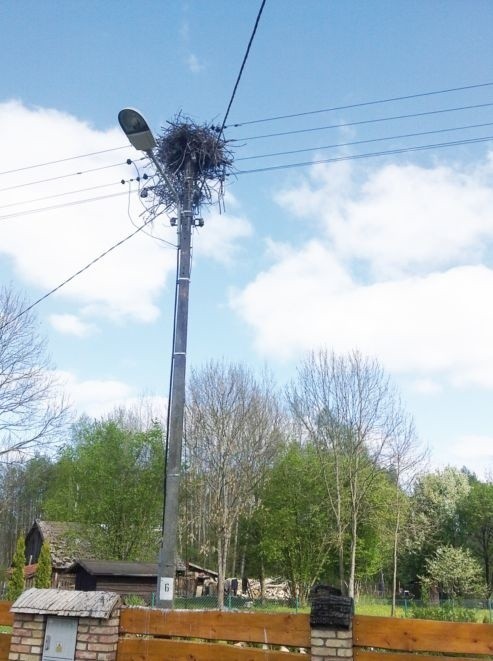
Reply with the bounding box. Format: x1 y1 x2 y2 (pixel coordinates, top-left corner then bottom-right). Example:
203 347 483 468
24 520 98 589
68 559 218 604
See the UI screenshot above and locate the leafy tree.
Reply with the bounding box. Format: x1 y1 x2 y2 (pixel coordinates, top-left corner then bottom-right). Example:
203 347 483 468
404 467 471 590
421 546 485 599
7 536 25 601
412 467 470 548
44 413 165 561
457 481 493 590
35 541 52 588
257 442 335 604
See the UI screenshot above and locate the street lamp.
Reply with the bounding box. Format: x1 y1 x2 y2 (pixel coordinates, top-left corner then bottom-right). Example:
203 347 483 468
119 108 192 609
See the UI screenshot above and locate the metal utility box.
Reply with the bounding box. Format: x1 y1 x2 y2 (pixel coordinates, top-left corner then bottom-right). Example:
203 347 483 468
42 616 78 661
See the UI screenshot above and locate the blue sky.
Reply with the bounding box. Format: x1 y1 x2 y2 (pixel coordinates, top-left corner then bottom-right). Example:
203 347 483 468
1 0 493 474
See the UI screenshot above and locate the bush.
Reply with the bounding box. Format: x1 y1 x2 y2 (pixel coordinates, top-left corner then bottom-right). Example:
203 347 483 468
7 537 25 601
123 595 146 606
35 542 52 589
408 603 477 622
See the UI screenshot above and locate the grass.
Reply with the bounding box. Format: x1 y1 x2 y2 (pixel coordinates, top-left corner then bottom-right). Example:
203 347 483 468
354 598 493 623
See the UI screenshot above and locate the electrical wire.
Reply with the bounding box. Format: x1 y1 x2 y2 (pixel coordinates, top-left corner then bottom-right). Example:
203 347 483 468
235 134 493 175
0 145 129 177
0 158 145 194
232 101 493 142
126 180 177 249
235 121 493 161
9 217 155 325
218 0 267 134
226 81 493 128
0 190 131 222
4 120 487 210
0 180 131 211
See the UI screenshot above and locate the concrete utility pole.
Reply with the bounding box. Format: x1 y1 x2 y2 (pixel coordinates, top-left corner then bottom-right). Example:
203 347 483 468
118 108 231 609
157 157 194 608
117 109 196 608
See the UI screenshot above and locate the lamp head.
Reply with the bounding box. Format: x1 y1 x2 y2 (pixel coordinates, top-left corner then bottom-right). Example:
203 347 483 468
118 108 156 151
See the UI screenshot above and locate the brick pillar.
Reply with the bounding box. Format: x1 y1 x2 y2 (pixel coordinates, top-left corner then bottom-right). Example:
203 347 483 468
309 585 354 661
311 625 353 661
9 588 121 661
9 613 45 661
75 606 120 661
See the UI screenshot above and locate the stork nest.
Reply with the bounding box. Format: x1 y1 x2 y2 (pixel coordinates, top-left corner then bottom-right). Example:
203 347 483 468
147 116 234 211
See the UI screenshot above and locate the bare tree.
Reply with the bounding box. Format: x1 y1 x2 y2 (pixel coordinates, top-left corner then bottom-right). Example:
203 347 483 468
0 286 68 459
288 349 405 598
184 361 281 608
384 413 428 615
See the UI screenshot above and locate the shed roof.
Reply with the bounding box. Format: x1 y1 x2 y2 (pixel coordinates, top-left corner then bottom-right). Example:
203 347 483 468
72 558 187 576
11 588 120 619
75 560 160 577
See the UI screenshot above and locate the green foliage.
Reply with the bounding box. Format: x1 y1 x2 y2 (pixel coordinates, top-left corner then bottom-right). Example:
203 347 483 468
408 603 478 622
255 442 335 603
123 594 146 606
457 481 493 590
421 546 486 599
0 456 55 567
402 467 472 589
35 541 52 588
7 537 25 601
44 416 165 561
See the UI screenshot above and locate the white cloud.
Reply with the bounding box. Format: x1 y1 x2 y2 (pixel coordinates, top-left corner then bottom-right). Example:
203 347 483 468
446 434 493 478
410 378 442 395
0 101 250 324
276 157 493 279
232 154 493 388
187 53 205 73
55 370 168 422
194 208 253 265
49 313 97 337
56 370 135 418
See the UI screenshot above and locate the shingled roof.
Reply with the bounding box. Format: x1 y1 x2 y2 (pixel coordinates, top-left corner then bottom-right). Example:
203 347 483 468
12 588 120 619
27 520 98 569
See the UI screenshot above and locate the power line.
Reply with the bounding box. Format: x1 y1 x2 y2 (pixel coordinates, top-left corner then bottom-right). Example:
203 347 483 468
227 81 493 128
10 217 155 325
235 135 493 175
0 190 131 222
233 101 493 142
236 121 493 161
0 180 131 212
0 146 129 177
218 0 267 134
0 158 144 194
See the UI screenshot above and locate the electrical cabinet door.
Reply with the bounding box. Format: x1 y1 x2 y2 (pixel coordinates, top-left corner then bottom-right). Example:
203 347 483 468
42 616 78 661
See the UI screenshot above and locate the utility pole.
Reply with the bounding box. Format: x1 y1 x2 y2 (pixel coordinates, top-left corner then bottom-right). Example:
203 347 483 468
118 108 231 609
157 157 195 608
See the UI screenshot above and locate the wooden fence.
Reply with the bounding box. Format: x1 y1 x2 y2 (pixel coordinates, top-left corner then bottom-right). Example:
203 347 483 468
353 614 493 661
3 599 493 661
0 601 12 661
117 607 311 660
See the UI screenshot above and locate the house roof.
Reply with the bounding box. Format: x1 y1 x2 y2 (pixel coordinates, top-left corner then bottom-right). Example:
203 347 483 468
29 520 98 569
11 588 120 619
